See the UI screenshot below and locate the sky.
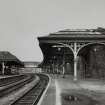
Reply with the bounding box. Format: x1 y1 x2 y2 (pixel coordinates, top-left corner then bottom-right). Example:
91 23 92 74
0 0 105 62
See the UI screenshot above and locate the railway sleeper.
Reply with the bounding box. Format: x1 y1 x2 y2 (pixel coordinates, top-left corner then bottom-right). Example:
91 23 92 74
10 74 49 105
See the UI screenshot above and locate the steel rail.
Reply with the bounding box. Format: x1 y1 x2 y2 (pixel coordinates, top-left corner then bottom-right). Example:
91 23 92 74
0 74 35 98
0 75 28 87
11 74 49 105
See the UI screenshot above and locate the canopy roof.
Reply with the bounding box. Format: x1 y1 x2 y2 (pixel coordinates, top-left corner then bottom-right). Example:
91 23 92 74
50 27 105 35
38 27 105 41
0 51 23 66
38 27 105 68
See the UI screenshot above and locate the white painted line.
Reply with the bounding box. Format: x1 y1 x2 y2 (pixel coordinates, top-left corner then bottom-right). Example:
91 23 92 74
55 80 61 105
37 74 51 105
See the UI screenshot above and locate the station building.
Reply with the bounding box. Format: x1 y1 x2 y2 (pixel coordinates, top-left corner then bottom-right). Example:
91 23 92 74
38 27 105 80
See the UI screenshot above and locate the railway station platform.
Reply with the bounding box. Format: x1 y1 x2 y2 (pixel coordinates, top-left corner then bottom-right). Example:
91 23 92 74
0 75 18 79
40 74 105 105
1 74 105 105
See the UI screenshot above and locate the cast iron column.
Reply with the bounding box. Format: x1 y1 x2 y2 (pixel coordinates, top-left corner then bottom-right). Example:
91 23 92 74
2 62 5 75
74 42 77 81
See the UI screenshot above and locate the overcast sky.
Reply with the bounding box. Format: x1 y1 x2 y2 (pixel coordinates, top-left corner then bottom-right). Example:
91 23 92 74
0 0 105 62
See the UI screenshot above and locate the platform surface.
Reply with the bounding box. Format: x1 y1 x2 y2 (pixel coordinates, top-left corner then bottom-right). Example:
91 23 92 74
40 74 105 105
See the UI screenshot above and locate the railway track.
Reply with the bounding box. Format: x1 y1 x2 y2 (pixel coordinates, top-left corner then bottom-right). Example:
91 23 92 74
10 74 49 105
0 75 28 87
0 74 36 97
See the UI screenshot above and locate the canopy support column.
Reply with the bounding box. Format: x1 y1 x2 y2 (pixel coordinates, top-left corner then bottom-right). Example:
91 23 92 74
74 42 78 81
2 62 5 75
